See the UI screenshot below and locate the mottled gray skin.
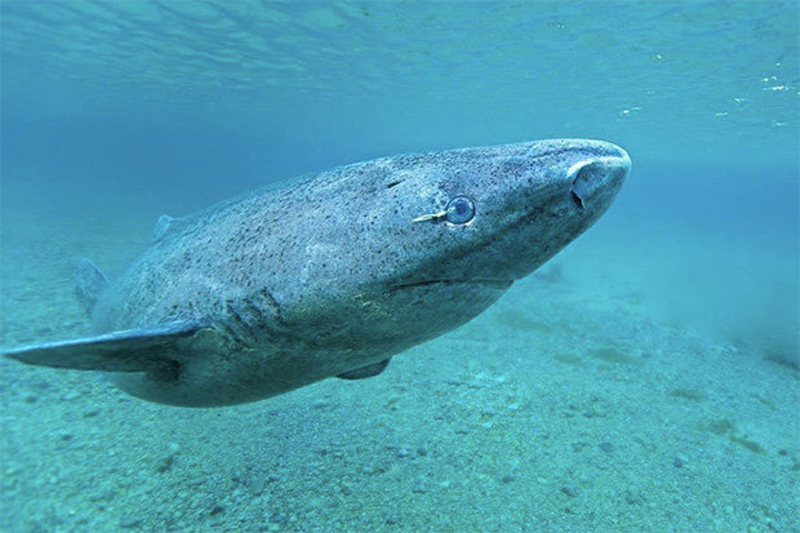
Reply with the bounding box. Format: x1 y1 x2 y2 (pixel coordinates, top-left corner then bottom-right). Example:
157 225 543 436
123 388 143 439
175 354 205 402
12 139 630 406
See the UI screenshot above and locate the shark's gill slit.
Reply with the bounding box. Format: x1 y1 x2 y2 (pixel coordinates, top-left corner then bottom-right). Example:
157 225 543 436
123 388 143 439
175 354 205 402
571 189 585 209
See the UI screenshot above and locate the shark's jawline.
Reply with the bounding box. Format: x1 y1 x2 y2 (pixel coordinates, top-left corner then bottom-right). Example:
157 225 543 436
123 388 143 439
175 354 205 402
390 279 514 291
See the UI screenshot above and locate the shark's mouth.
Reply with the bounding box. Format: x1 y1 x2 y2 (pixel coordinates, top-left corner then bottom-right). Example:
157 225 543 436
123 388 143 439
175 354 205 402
391 279 513 291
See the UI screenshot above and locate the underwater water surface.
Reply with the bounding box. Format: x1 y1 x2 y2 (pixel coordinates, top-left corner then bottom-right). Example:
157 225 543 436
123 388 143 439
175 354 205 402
1 1 798 531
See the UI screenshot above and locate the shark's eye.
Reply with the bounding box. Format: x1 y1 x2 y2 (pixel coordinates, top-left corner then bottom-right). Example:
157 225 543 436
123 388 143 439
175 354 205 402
446 196 475 224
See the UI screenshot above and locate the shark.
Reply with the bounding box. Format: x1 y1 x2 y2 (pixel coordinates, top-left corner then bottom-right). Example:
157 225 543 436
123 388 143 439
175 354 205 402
4 139 630 406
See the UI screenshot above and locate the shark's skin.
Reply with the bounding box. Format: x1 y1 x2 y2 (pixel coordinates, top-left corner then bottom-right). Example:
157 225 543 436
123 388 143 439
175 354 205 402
5 139 630 406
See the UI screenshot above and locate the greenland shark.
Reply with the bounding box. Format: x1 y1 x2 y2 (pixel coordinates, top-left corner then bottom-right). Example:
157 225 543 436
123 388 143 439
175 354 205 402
4 139 630 407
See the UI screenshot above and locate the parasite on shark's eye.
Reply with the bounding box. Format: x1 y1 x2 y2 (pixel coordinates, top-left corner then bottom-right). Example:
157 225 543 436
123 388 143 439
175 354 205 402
445 196 475 224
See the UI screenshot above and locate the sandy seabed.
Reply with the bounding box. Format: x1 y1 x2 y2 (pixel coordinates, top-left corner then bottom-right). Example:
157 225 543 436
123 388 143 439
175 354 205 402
1 211 797 532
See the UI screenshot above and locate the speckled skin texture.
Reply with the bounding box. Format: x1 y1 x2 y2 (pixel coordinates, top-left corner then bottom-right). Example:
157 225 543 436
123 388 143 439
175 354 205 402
86 139 628 406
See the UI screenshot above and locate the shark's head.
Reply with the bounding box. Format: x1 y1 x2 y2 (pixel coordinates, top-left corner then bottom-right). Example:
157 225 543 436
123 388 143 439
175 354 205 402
384 138 630 288
288 139 630 361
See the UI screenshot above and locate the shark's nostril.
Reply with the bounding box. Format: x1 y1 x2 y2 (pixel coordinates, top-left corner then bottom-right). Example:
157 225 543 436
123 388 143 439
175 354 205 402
567 153 629 211
571 187 586 209
569 162 596 209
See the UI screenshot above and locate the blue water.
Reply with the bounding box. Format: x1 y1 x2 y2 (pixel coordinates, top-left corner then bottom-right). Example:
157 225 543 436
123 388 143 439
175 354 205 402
1 1 798 531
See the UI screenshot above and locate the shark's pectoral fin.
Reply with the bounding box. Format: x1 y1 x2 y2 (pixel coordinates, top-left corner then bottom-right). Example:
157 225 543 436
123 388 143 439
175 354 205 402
337 358 391 380
3 320 206 374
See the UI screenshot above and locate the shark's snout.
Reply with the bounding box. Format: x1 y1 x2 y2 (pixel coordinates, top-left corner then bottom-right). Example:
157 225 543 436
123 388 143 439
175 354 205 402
567 148 631 210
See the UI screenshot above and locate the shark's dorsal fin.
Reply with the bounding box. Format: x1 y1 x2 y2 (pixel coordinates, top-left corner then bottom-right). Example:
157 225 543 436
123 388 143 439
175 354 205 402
3 320 205 374
153 215 191 242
